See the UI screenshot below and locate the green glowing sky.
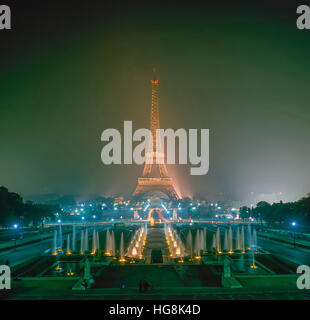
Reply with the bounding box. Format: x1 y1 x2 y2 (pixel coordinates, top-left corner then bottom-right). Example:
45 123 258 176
1 1 309 203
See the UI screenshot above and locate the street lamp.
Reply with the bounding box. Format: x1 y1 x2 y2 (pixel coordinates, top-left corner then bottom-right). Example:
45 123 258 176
291 221 296 248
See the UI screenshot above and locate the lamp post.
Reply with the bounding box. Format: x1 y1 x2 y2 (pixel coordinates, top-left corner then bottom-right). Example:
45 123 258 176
291 222 296 248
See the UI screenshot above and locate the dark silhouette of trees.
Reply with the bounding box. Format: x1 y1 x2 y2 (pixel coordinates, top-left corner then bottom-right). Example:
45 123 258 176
239 206 251 219
0 186 55 227
240 194 310 225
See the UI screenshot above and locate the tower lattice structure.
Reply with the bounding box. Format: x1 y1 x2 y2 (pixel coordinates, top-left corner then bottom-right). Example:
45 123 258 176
133 71 179 200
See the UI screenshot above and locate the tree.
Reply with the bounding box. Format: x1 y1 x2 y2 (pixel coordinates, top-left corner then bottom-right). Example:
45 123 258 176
239 206 251 219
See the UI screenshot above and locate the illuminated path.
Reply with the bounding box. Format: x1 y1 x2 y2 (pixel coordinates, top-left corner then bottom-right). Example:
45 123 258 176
144 226 169 264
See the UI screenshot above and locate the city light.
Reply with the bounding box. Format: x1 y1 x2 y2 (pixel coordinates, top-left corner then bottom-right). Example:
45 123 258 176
143 203 150 212
161 204 169 213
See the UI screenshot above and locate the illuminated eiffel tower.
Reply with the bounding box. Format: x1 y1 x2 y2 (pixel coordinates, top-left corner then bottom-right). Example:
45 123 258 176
133 70 179 200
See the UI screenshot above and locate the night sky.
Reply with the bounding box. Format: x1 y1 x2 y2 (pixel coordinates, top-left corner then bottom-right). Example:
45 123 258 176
1 0 309 203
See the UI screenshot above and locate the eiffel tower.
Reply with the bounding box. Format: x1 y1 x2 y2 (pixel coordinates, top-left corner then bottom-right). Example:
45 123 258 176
133 70 179 200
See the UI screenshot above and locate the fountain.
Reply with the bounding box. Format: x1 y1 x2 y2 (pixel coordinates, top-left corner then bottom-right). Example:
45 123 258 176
224 230 228 251
250 249 257 269
202 227 207 252
250 228 258 268
132 246 137 256
72 225 76 252
59 223 63 252
66 264 74 276
126 225 147 259
52 230 57 255
119 232 125 262
165 225 185 259
228 226 233 254
55 263 62 272
84 229 89 252
194 230 201 257
247 225 252 250
96 231 100 251
212 233 216 250
252 229 257 250
111 230 116 256
91 229 97 254
66 234 71 255
216 228 222 254
186 230 193 258
236 227 241 250
105 229 111 255
241 226 245 253
80 230 84 255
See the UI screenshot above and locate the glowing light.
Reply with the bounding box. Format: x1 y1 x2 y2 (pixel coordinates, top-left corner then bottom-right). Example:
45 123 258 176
55 264 62 271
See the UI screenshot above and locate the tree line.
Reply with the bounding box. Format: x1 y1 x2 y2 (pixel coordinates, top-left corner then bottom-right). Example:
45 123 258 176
0 186 57 227
239 193 310 225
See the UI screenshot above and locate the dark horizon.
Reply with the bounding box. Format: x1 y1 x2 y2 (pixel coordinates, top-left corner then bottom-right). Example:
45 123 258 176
1 0 310 204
